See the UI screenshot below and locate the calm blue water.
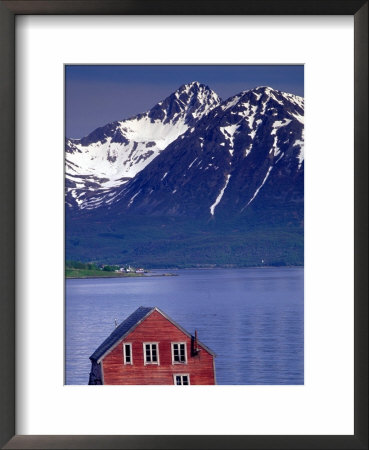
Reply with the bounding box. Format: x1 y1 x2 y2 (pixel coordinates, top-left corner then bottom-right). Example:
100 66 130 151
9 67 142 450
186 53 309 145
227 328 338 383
66 268 303 385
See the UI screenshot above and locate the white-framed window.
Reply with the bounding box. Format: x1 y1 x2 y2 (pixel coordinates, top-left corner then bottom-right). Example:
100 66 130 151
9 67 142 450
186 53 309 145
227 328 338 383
171 342 187 364
173 374 190 385
123 343 132 365
143 342 159 365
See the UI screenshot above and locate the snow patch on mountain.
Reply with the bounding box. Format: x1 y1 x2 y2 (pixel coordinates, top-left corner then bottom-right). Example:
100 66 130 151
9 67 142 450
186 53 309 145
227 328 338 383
220 124 239 148
271 118 292 134
221 95 242 111
294 129 305 169
128 191 141 207
244 166 273 209
269 118 293 157
210 174 231 216
188 157 198 169
119 116 189 148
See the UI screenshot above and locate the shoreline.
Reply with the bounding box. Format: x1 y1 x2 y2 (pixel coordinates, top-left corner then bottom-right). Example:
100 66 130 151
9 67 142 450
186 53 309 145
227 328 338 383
66 273 178 280
147 265 304 270
66 266 303 279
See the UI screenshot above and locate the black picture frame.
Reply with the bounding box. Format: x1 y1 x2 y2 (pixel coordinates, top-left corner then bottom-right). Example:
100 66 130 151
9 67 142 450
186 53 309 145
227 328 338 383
0 1 367 449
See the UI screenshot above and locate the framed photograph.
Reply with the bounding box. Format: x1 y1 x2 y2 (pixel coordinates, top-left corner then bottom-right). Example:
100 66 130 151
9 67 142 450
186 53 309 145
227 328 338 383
65 63 305 388
1 1 367 449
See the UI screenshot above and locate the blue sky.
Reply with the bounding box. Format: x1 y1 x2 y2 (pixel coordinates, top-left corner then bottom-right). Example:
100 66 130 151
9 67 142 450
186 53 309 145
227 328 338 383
65 65 304 139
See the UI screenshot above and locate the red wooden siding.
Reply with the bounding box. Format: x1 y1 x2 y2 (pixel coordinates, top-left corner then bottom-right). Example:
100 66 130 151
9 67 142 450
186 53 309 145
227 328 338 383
102 310 215 385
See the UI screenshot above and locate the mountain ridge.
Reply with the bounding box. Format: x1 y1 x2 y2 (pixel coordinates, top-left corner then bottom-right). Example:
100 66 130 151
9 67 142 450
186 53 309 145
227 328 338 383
66 83 303 216
66 82 304 267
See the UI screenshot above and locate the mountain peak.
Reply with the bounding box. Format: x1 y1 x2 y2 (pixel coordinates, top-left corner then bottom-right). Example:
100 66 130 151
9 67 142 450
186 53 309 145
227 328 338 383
251 86 304 103
150 81 221 125
178 81 207 91
236 86 276 99
174 81 221 101
180 80 202 89
254 85 275 91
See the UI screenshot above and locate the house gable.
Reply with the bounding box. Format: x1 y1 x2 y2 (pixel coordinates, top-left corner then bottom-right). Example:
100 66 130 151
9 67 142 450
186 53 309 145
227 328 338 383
90 306 215 365
102 310 216 385
89 306 216 385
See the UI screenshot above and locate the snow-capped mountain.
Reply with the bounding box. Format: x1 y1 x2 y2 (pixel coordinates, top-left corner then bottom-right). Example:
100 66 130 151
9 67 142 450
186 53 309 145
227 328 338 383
66 81 221 209
68 85 304 219
66 83 303 220
66 82 304 266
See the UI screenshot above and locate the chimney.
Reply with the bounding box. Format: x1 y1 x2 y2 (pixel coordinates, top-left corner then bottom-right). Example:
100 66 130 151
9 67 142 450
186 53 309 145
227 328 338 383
191 330 200 356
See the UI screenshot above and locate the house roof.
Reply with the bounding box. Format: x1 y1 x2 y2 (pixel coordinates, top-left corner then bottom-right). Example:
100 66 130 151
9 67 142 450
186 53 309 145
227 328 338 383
90 306 216 363
90 306 153 362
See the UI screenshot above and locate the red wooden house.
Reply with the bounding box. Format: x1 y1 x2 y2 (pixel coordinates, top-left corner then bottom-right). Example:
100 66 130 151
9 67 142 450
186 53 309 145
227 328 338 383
89 306 216 385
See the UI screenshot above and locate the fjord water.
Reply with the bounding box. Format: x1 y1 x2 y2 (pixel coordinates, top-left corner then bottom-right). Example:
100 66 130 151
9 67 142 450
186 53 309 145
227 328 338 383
66 268 303 385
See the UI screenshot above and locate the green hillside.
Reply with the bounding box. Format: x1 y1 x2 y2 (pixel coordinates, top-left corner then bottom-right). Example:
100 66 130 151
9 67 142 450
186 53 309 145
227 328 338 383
66 213 303 268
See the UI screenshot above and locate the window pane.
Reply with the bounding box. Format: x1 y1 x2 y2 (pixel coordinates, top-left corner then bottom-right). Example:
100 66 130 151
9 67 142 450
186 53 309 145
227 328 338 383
145 346 151 361
183 376 189 385
152 345 157 362
175 376 181 385
173 345 179 361
124 344 131 363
